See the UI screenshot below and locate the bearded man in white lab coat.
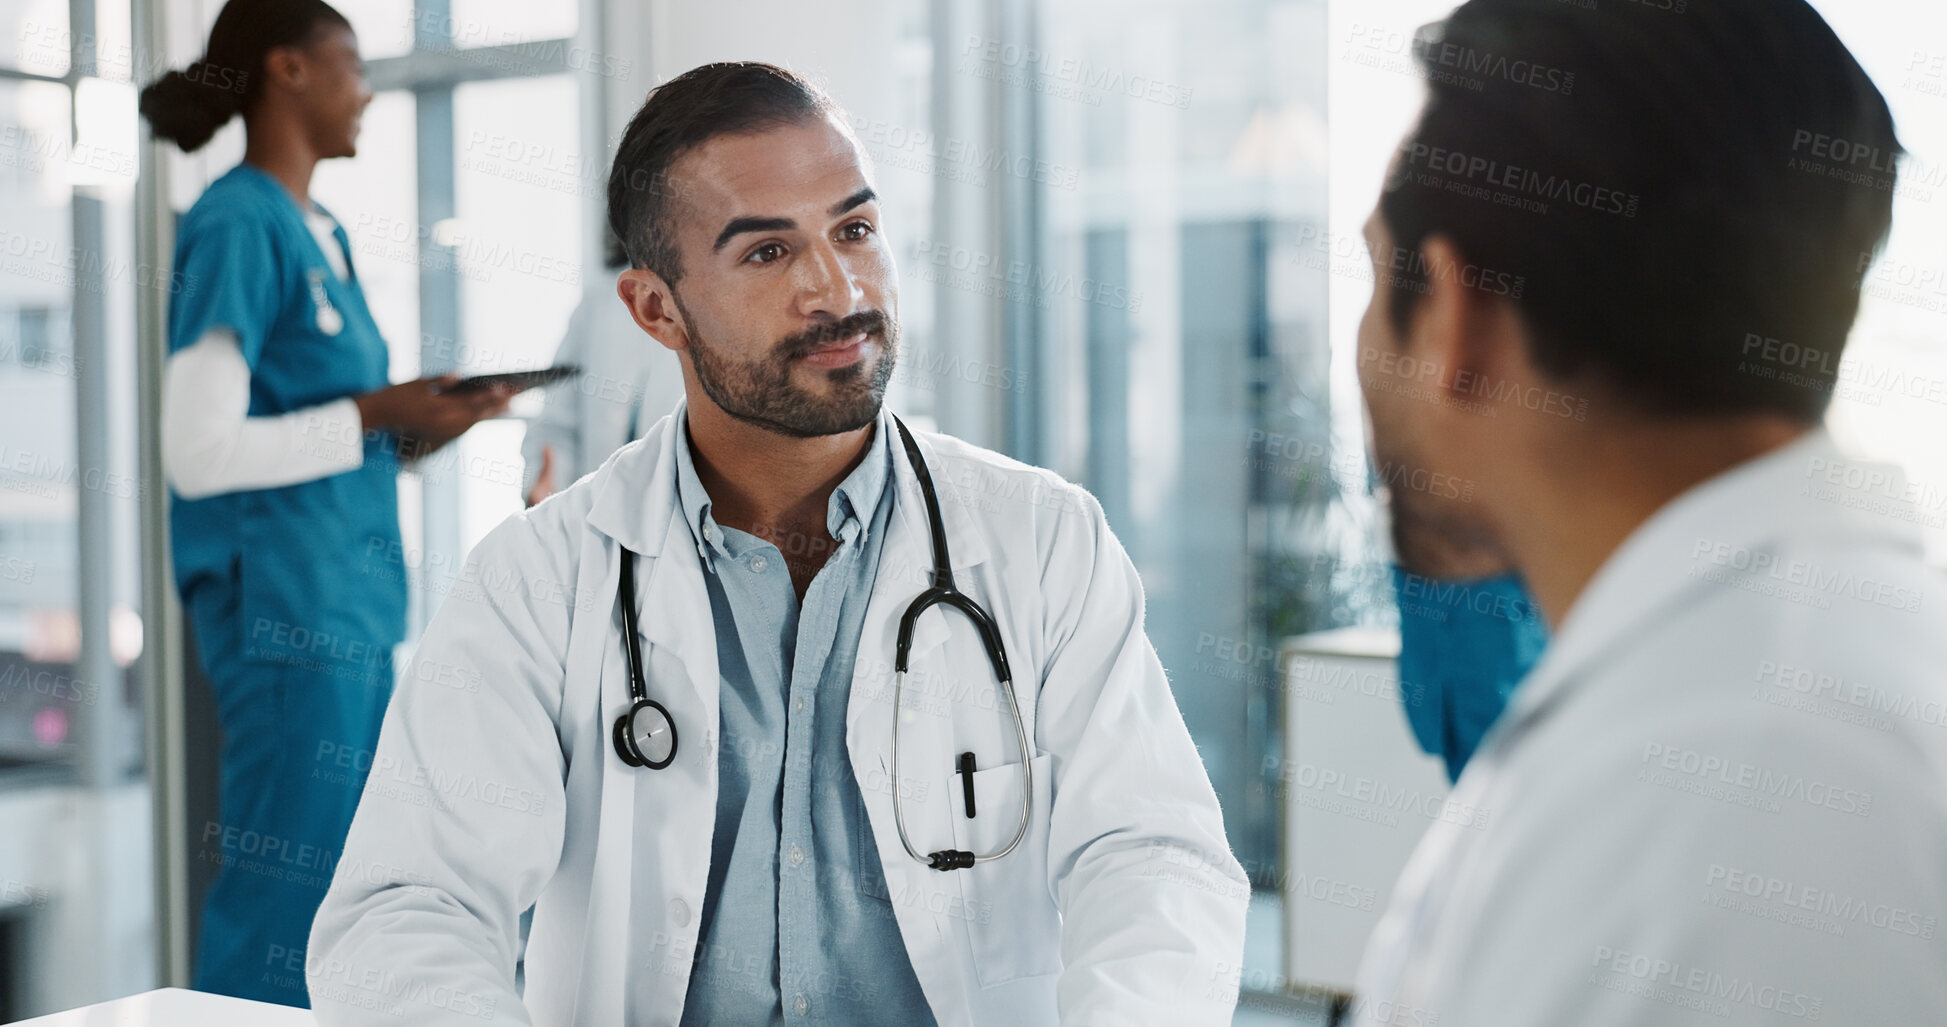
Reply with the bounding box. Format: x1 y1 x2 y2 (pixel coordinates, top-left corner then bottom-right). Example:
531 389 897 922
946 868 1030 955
1347 1 1947 1024
305 62 1248 1026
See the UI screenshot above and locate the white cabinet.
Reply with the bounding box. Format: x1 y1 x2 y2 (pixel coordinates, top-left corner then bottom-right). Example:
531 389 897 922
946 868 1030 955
1278 628 1448 997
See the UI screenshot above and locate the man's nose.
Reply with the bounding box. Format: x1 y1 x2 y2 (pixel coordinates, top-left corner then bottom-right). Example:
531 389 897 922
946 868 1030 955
795 241 864 320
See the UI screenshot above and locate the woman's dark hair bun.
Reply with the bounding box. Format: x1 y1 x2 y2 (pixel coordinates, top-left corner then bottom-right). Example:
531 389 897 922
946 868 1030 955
138 0 350 153
139 60 248 153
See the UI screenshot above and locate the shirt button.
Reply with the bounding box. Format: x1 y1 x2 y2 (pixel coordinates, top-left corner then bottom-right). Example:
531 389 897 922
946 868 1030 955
795 697 804 714
749 554 769 573
668 898 690 926
794 994 809 1016
705 525 722 544
789 844 805 867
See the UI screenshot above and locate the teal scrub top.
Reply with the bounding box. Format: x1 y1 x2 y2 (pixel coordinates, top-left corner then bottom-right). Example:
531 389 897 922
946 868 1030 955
167 163 407 663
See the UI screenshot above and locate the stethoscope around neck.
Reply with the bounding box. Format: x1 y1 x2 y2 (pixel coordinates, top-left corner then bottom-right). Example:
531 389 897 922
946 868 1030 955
611 415 1032 872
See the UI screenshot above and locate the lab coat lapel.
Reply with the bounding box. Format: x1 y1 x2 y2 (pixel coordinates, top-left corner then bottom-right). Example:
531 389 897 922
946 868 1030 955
582 412 723 1026
615 513 722 1027
631 514 723 733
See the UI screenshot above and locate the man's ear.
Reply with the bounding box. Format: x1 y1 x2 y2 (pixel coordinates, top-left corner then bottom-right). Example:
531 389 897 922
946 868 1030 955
1412 235 1522 395
1414 235 1555 434
617 269 689 353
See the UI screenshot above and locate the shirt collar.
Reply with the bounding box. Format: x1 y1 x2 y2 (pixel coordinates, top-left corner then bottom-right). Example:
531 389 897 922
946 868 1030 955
830 408 894 544
672 407 896 571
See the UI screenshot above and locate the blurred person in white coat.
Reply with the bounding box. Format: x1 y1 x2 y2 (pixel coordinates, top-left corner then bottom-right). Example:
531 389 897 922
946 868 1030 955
308 62 1247 1027
1347 1 1947 1024
521 229 685 506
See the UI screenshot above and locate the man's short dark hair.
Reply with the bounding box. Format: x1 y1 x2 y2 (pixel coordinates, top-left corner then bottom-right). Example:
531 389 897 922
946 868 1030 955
606 62 839 284
1379 0 1902 422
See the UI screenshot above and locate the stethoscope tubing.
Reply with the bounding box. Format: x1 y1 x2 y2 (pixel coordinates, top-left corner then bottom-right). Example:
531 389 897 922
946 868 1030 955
889 665 1032 868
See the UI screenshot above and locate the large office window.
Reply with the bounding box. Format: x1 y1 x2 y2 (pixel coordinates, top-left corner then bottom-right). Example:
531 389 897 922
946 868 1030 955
1812 0 1947 562
0 0 154 1016
920 0 1339 882
925 3 1337 1017
1014 0 1338 886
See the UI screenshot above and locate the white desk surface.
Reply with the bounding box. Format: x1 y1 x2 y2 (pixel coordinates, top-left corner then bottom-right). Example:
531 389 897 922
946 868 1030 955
8 988 316 1026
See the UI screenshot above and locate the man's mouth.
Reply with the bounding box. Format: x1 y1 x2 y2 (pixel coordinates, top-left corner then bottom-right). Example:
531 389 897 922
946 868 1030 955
797 330 873 368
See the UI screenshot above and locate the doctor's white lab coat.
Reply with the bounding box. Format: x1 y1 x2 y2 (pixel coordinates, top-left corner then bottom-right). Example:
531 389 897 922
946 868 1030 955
308 413 1250 1026
1354 429 1947 1026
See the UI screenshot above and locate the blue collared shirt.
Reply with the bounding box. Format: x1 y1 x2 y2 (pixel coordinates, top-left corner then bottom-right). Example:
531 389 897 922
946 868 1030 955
673 410 938 1026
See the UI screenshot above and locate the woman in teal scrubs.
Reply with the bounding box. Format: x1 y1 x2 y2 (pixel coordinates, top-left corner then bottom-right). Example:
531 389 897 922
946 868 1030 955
140 0 509 1006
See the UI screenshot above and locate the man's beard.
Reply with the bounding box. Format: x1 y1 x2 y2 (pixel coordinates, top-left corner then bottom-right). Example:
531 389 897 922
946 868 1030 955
678 294 899 438
1372 433 1503 578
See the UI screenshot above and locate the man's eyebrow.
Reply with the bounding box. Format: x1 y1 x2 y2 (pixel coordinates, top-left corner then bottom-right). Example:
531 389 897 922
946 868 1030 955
713 215 796 253
711 189 878 253
830 187 876 217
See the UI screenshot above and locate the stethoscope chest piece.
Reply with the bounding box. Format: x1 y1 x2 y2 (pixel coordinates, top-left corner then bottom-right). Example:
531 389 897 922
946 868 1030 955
612 546 679 769
615 697 677 769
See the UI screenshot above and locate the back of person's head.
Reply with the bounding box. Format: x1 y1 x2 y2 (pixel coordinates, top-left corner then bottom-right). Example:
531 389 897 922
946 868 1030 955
607 62 840 284
1380 0 1901 423
139 0 351 153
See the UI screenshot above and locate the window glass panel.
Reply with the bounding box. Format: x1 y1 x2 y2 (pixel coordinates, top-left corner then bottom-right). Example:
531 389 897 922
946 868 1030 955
1810 0 1947 565
312 89 422 380
332 0 416 60
978 1 1329 1011
1023 0 1330 883
0 81 79 730
445 0 576 49
88 0 134 83
450 74 581 549
858 21 939 421
5 0 70 76
0 73 154 1018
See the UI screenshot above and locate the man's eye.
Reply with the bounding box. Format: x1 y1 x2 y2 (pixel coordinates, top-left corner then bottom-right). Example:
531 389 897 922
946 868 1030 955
840 221 875 242
748 243 786 264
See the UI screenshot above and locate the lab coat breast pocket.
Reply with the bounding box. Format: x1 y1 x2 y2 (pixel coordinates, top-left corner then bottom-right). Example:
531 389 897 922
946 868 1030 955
950 751 1060 986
